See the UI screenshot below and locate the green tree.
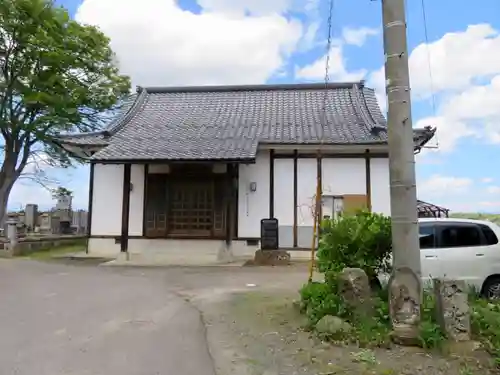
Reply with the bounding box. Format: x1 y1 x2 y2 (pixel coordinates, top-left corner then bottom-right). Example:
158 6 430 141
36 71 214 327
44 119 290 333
51 186 72 200
0 0 130 222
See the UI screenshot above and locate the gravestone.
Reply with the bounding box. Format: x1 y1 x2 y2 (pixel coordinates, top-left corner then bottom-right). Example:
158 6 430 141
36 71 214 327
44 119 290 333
433 278 470 342
338 268 373 316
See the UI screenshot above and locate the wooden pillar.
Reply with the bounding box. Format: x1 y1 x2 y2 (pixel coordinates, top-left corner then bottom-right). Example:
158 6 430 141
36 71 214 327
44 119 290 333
234 164 239 239
226 164 237 245
86 162 95 254
269 149 275 218
365 150 372 211
293 150 298 248
317 154 323 220
121 164 131 252
87 162 95 238
142 164 149 236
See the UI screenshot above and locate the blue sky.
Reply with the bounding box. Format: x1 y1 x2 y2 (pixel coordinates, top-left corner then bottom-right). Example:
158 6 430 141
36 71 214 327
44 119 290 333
8 0 500 213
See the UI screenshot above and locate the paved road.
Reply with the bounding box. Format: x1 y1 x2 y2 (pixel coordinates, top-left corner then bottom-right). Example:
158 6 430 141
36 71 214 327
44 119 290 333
0 260 216 375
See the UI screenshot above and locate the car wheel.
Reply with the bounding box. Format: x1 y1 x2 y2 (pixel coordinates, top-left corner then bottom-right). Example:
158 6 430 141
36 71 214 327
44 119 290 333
482 277 500 300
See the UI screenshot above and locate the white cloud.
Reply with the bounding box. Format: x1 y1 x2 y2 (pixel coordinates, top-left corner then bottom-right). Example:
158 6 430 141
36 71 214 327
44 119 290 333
75 0 304 87
295 44 367 82
342 26 379 46
367 66 386 113
418 174 473 198
409 24 500 98
197 0 291 15
482 178 494 184
487 186 500 194
368 23 500 153
295 25 379 83
416 175 500 213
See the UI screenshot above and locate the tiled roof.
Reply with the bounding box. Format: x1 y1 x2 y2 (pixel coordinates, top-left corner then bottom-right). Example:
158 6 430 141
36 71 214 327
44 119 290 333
57 82 435 161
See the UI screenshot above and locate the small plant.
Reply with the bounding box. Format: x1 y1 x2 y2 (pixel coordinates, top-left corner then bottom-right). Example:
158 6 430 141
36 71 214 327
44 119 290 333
418 292 446 349
470 297 500 364
299 282 345 326
350 349 379 365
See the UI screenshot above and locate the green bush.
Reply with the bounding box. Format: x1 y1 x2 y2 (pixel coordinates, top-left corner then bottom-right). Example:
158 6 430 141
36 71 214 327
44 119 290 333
317 210 392 282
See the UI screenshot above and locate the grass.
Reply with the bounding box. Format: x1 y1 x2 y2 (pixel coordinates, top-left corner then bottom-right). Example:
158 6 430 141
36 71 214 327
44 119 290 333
300 280 500 363
222 290 495 375
22 244 86 260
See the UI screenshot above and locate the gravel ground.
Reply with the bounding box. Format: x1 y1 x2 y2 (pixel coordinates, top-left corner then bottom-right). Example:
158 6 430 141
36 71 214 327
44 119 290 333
3 257 497 375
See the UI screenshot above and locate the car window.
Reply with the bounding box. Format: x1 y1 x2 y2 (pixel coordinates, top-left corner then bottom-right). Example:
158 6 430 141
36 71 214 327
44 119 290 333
480 224 499 245
439 224 482 248
419 225 436 249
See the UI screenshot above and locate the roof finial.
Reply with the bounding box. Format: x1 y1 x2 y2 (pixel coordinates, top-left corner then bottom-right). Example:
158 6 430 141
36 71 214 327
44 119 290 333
359 80 366 88
136 85 143 93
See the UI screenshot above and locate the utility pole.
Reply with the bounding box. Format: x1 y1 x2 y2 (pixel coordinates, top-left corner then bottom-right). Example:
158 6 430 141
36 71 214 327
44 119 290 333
382 0 422 345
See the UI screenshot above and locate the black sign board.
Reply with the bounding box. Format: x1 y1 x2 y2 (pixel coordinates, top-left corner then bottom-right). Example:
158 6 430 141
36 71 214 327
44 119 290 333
260 218 279 250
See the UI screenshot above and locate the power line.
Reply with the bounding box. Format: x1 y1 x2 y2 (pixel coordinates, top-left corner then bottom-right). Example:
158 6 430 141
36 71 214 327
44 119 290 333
420 0 440 149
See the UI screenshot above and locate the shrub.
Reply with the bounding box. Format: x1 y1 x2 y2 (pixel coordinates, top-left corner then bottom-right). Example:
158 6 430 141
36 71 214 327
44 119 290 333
317 210 392 282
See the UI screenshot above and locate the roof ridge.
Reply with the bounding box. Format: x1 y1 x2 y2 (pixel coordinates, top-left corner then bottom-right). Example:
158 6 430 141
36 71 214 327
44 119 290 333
105 90 149 136
137 81 365 94
351 84 378 133
361 87 386 130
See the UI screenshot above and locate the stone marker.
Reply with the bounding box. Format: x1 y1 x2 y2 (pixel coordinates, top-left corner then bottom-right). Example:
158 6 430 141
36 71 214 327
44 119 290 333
433 278 470 342
252 249 291 266
338 268 373 316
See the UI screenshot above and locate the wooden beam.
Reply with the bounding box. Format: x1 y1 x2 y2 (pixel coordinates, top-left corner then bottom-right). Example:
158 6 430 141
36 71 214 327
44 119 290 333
269 149 275 218
293 150 298 248
365 150 372 211
121 164 132 253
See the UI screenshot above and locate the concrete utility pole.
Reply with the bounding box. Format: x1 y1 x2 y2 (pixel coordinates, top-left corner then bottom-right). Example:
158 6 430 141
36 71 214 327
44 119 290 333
382 0 422 345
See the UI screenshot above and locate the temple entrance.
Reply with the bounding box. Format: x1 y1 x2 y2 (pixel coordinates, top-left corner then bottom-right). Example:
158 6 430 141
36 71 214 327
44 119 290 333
144 165 228 238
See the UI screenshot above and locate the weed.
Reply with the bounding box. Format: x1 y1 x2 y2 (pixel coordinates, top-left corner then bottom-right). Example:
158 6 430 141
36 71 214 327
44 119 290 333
350 349 379 365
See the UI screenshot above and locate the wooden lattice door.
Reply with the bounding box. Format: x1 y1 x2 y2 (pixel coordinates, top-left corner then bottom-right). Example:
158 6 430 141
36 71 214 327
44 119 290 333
144 174 168 237
168 179 215 236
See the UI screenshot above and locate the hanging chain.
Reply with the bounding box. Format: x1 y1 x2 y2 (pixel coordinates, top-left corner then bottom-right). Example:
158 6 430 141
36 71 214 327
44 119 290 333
321 0 335 141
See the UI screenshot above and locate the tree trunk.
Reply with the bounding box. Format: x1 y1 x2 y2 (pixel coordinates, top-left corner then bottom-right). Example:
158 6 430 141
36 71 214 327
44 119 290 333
0 158 21 228
0 179 16 228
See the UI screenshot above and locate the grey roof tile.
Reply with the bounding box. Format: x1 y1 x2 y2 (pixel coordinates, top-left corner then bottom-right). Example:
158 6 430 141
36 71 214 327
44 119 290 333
57 82 435 161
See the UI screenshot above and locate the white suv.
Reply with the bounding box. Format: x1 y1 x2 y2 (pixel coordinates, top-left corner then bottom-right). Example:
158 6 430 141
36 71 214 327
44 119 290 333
418 218 500 298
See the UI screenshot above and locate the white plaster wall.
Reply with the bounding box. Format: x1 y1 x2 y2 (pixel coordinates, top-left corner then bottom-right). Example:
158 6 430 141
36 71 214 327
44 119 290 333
129 164 145 236
370 158 391 215
274 159 294 226
297 159 317 226
274 159 294 247
322 158 366 196
238 151 270 238
91 164 123 236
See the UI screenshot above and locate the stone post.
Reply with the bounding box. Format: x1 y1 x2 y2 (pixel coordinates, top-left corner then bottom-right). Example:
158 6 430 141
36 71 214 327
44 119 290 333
4 218 18 257
433 279 470 342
